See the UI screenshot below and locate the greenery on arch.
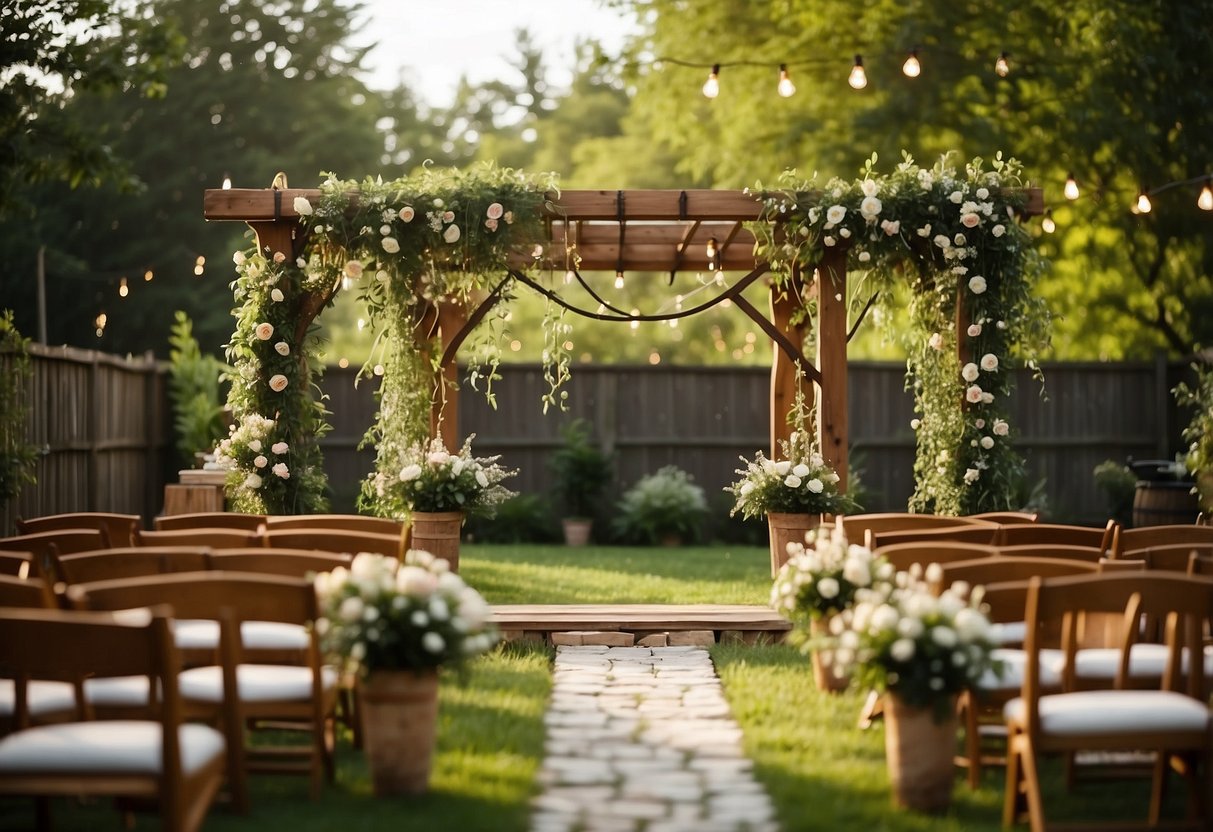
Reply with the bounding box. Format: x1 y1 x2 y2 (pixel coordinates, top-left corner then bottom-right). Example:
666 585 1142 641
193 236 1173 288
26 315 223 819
751 153 1052 514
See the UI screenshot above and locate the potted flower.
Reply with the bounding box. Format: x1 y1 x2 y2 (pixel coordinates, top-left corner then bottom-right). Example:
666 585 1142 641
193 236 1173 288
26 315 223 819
1175 355 1213 520
314 549 499 796
726 428 858 576
832 568 998 812
612 465 707 546
372 434 516 571
771 525 892 692
547 419 613 546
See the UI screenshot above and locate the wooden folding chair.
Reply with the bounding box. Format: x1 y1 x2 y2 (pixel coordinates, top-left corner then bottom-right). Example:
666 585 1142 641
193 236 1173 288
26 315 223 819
0 530 109 581
993 520 1118 552
996 544 1108 563
1115 524 1213 559
873 540 1000 574
871 523 1001 548
0 551 38 579
68 572 338 813
261 528 405 559
0 606 226 832
1142 544 1213 572
154 512 266 532
1003 572 1213 831
207 548 352 578
264 514 405 536
841 512 994 548
54 547 211 586
968 511 1040 524
137 528 262 550
16 512 142 548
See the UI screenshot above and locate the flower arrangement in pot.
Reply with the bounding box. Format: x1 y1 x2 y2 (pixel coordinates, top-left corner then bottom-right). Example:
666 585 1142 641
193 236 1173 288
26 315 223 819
612 465 707 546
726 427 858 576
548 419 613 546
314 549 499 796
771 525 892 692
831 567 998 812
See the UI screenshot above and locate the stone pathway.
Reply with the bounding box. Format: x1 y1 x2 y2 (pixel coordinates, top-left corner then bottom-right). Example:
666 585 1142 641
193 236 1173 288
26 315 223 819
531 645 778 832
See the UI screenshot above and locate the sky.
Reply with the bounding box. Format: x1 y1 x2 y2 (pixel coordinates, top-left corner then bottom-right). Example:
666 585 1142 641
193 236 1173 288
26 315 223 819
352 0 641 105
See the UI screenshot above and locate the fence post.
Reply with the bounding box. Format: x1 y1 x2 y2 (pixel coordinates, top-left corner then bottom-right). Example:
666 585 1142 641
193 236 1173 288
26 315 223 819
1154 350 1170 459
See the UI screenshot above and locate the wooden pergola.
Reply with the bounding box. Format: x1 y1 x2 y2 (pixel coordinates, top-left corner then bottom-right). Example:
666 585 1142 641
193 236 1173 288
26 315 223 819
204 185 1044 490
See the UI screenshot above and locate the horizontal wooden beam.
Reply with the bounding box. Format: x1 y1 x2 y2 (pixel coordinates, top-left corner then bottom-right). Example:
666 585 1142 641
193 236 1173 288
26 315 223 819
521 244 758 273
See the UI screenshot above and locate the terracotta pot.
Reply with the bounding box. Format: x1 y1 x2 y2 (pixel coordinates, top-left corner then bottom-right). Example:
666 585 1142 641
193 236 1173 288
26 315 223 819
883 694 958 812
410 510 463 572
358 669 440 797
766 513 819 578
809 617 849 693
561 518 593 546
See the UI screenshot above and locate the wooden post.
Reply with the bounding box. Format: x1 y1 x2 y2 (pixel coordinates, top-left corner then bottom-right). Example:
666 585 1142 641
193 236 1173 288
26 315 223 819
817 248 848 489
769 263 811 456
432 301 467 450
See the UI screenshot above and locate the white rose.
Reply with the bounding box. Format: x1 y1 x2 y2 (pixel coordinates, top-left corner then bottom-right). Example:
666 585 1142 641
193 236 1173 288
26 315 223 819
271 441 288 454
427 451 450 466
244 473 262 489
917 223 932 237
338 596 363 623
953 233 967 246
247 439 262 453
993 419 1010 436
980 353 999 372
274 341 290 356
857 251 871 262
992 224 1006 238
486 202 504 219
826 205 847 224
784 474 802 489
269 374 288 392
949 191 964 204
381 237 400 254
966 385 983 403
880 219 900 236
399 463 422 481
861 178 879 197
931 625 958 648
823 235 836 247
443 224 461 244
928 332 944 351
272 462 289 479
980 436 995 449
233 251 246 266
422 631 445 654
293 197 313 215
860 195 882 220
960 212 980 228
817 577 840 599
807 478 824 493
981 392 994 403
739 481 755 496
254 322 274 341
968 276 988 294
270 288 285 303
792 463 810 478
344 260 363 280
890 638 916 662
933 234 950 249
839 227 851 239
910 418 921 430
253 455 267 469
400 206 415 222
475 470 489 488
428 598 450 621
774 460 791 476
961 363 980 382
967 324 982 337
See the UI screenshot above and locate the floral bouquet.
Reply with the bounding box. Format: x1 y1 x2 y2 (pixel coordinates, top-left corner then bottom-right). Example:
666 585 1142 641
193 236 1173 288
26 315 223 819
726 429 856 519
213 413 294 513
314 549 499 674
832 566 998 715
770 526 893 625
364 434 517 518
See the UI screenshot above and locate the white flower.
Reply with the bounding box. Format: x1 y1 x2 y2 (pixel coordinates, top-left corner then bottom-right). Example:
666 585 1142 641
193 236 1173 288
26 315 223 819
381 237 400 254
968 276 988 294
293 197 313 215
880 219 900 236
739 481 755 496
244 473 262 489
861 178 879 197
272 441 288 454
910 418 921 430
784 474 802 489
992 224 1006 238
486 202 504 220
962 363 980 382
976 187 990 200
428 598 449 621
344 260 363 280
792 463 810 478
975 419 986 428
475 469 489 488
274 341 290 356
441 210 455 224
980 436 995 449
961 212 981 228
233 251 246 267
860 195 882 220
949 190 964 204
427 451 450 466
981 392 994 403
254 322 274 341
443 224 461 244
248 439 262 453
269 374 288 392
993 419 1010 436
485 218 498 231
823 235 836 247
253 455 267 469
839 227 851 238
422 631 445 654
890 638 916 662
807 478 824 493
953 233 967 246
774 460 792 476
966 385 983 403
339 596 364 623
933 234 950 249
917 223 932 237
817 577 840 599
270 288 285 303
826 205 847 224
932 626 958 648
967 323 982 337
980 353 999 372
399 463 422 481
400 206 415 222
928 332 944 351
857 251 871 262
410 610 429 627
964 467 980 484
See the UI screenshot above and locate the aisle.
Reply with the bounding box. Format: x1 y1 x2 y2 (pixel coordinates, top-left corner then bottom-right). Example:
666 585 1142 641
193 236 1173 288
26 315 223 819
530 645 778 832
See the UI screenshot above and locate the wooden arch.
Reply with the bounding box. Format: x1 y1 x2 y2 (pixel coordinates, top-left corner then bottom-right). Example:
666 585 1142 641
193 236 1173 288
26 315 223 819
203 184 1043 491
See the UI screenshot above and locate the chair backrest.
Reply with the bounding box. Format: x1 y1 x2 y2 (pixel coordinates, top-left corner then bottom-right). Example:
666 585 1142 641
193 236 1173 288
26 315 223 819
995 543 1108 563
54 547 211 586
261 528 404 559
967 511 1039 524
207 548 352 578
264 514 405 536
994 520 1116 551
0 529 108 557
1137 543 1213 571
16 512 141 548
937 555 1099 590
1189 552 1213 576
154 512 266 532
0 551 37 579
870 523 1000 548
136 528 262 549
873 541 1000 573
0 574 57 608
1116 523 1213 557
841 513 993 547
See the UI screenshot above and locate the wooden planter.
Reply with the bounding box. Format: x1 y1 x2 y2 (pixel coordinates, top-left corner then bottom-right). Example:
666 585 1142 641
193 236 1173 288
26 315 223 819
358 669 440 797
883 694 958 812
410 511 463 572
766 512 818 578
809 617 849 693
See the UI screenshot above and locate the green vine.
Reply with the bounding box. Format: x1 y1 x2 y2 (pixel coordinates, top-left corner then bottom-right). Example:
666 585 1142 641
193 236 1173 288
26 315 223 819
751 153 1051 513
0 311 38 507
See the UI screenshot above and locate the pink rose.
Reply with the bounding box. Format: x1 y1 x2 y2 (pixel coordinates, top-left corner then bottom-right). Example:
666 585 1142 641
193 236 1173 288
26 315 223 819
269 374 288 392
254 322 274 341
965 385 983 403
486 202 504 220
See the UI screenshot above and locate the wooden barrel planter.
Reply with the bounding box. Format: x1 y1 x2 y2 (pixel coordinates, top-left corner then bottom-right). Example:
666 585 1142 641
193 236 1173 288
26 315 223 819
1132 481 1199 527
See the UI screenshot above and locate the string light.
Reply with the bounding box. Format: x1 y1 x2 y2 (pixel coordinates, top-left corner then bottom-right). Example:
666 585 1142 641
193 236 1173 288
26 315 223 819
1064 173 1079 201
777 63 796 97
118 277 129 298
848 55 867 89
94 312 107 338
1199 180 1213 211
1041 209 1056 234
221 175 232 190
1136 190 1153 213
193 255 205 276
564 269 575 285
902 50 921 78
614 271 625 289
702 64 720 99
994 51 1010 77
705 237 718 271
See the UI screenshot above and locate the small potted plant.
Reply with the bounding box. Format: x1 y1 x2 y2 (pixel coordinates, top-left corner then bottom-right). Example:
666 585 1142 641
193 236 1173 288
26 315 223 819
548 419 613 546
314 549 498 796
1176 355 1213 519
612 465 707 546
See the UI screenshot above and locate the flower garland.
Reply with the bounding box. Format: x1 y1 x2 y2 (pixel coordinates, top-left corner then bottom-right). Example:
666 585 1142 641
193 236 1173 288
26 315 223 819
751 153 1050 514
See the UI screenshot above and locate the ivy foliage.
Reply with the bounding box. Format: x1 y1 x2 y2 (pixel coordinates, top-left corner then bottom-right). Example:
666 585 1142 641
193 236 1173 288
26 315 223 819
0 311 38 507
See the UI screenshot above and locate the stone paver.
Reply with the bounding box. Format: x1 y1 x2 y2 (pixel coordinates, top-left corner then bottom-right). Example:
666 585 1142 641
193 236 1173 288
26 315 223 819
530 646 779 832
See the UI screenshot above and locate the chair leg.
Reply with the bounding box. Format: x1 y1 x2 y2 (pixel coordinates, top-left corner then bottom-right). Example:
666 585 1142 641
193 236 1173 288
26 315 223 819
1149 751 1168 825
1003 730 1023 829
960 692 982 789
1018 738 1047 832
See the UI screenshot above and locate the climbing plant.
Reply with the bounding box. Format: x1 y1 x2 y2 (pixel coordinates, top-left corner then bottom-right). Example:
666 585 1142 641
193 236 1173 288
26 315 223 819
0 310 38 509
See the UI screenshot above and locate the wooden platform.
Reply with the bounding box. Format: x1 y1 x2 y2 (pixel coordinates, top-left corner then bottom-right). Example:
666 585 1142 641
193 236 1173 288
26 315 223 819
489 604 791 646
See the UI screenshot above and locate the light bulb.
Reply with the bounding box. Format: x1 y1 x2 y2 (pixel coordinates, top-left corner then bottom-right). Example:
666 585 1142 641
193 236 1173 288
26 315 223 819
1136 190 1153 213
1198 181 1213 211
1041 210 1056 234
614 271 625 289
994 52 1010 77
118 277 129 297
144 269 153 282
777 64 796 97
221 175 232 190
564 269 575 285
702 64 720 99
1064 174 1079 201
848 55 867 89
902 50 921 78
706 237 718 270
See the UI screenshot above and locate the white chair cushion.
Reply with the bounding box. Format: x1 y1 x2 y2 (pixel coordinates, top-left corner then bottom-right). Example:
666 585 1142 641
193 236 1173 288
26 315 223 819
0 680 77 718
173 619 309 651
179 664 337 704
1074 643 1213 679
0 721 225 776
978 648 1065 690
1005 689 1211 736
83 676 154 708
990 621 1027 646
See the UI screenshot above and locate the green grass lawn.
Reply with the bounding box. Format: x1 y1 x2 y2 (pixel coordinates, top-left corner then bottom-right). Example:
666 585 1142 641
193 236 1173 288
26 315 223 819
0 544 1196 831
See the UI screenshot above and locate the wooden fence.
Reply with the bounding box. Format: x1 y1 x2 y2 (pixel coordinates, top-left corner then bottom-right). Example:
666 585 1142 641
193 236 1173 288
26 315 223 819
1 351 1195 536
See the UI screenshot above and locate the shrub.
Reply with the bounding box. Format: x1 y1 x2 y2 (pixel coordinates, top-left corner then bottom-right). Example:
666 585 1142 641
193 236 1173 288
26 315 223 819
167 311 230 466
547 419 612 520
612 465 707 545
464 493 561 544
